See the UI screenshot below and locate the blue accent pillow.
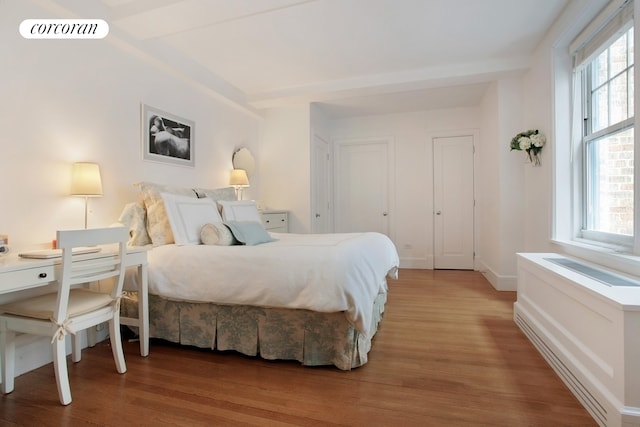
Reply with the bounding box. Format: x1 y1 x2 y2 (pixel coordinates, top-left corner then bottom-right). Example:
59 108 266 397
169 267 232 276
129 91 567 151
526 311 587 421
224 221 275 246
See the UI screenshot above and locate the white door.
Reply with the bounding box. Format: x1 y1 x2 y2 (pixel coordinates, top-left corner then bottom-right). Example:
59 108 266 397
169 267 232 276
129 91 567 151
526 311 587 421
311 134 331 233
433 135 474 269
334 138 391 235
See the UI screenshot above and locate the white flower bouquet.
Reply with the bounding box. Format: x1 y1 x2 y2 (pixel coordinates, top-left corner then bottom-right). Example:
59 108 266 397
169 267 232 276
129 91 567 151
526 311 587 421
510 129 545 166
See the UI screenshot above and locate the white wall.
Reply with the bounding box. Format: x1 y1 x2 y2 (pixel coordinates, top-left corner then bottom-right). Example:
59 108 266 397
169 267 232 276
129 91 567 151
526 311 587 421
0 1 261 253
330 107 481 269
477 82 501 282
259 106 311 232
496 78 526 283
471 78 527 291
520 3 562 255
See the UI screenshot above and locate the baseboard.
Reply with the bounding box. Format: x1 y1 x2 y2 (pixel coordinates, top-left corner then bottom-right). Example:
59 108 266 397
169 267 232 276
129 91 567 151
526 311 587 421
399 256 432 269
475 260 517 291
398 258 518 290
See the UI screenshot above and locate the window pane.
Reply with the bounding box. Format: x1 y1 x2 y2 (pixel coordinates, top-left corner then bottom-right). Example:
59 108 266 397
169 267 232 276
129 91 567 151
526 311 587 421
593 50 608 87
610 72 628 124
586 127 634 236
629 27 634 67
592 85 609 132
610 33 628 77
629 66 635 117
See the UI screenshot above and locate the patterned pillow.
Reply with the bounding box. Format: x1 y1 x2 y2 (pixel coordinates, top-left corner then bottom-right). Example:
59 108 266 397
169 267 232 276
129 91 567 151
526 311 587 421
135 182 197 246
117 201 152 246
200 223 237 246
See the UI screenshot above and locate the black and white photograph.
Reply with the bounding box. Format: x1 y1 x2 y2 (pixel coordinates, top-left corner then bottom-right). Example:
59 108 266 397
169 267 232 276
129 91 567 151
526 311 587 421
142 104 194 167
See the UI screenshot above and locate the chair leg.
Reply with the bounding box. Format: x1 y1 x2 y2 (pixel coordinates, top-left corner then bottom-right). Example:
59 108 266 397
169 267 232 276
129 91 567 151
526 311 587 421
86 323 97 347
0 328 16 394
108 315 126 374
52 337 72 405
71 333 82 363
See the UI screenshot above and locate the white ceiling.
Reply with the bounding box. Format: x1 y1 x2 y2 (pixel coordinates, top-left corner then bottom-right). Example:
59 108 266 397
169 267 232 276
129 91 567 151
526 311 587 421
96 0 570 117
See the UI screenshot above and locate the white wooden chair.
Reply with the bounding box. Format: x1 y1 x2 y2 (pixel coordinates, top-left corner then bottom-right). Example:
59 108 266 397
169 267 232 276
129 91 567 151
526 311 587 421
0 227 129 405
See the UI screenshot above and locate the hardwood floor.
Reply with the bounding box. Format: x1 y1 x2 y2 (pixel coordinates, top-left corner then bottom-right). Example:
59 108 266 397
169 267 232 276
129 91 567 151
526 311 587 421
0 269 596 426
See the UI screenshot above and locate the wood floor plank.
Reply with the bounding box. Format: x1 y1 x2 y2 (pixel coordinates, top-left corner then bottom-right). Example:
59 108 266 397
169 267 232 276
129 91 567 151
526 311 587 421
0 269 596 426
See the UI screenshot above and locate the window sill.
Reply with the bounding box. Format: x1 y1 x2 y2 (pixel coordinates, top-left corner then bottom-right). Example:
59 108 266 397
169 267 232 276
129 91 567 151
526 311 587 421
551 238 640 278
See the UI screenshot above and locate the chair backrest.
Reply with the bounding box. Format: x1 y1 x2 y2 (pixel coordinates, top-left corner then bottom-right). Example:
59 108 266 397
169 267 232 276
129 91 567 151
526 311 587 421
54 227 129 323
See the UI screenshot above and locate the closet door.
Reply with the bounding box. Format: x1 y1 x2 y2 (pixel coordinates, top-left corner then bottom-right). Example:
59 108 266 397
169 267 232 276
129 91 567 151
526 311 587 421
433 134 475 269
334 137 393 236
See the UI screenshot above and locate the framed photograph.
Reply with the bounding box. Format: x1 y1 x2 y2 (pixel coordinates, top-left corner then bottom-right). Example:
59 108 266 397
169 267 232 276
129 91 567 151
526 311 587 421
142 104 195 167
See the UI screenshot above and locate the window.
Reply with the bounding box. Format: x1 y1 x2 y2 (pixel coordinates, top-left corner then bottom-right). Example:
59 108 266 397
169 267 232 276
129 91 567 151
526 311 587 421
573 3 635 249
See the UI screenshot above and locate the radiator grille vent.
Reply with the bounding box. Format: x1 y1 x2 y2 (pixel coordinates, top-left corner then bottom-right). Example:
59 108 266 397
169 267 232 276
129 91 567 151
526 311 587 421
544 257 640 287
514 313 607 427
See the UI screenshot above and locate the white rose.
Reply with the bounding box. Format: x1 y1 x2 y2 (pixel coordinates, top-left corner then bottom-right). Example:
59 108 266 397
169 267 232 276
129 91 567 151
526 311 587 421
531 133 545 147
519 136 532 150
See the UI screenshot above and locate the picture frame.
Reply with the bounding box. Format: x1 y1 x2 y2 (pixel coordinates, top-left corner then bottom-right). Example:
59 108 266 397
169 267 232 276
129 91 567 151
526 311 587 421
142 104 195 167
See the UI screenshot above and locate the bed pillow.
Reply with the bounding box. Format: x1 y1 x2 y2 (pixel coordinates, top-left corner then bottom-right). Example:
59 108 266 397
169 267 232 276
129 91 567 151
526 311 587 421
218 200 262 223
161 193 223 245
225 221 275 246
193 186 237 202
135 182 198 245
200 222 237 246
117 201 152 246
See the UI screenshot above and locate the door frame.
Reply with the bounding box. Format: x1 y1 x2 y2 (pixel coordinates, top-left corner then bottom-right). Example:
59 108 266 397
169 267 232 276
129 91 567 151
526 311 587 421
311 132 332 233
333 136 396 241
429 129 479 270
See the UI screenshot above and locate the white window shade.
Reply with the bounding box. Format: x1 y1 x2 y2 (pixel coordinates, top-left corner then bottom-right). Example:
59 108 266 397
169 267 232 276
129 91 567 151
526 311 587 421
571 0 633 70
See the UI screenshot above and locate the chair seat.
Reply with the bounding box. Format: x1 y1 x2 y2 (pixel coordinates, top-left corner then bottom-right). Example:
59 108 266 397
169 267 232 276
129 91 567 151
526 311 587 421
0 289 113 320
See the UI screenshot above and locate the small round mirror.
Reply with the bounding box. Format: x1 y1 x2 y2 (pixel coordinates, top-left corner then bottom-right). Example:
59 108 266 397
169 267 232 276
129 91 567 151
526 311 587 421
232 147 255 176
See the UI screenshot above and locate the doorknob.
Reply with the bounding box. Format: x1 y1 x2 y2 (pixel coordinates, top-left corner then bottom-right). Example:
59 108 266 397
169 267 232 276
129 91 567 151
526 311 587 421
436 211 442 215
382 212 388 216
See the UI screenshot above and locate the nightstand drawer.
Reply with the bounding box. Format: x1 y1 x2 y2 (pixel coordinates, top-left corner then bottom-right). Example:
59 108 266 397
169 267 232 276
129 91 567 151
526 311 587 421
0 264 56 293
261 211 288 232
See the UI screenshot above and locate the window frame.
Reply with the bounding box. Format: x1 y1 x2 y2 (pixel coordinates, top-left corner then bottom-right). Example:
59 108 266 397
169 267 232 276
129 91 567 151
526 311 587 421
575 19 635 250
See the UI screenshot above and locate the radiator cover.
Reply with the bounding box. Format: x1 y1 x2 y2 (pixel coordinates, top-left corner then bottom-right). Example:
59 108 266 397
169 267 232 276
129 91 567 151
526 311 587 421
515 253 640 427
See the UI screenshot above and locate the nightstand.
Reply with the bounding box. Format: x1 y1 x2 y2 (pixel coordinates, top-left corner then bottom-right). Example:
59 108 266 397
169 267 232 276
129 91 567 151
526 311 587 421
260 210 288 233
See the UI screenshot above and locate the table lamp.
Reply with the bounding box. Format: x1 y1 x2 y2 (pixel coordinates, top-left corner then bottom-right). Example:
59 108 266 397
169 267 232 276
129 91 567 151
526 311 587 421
70 162 103 228
229 169 249 200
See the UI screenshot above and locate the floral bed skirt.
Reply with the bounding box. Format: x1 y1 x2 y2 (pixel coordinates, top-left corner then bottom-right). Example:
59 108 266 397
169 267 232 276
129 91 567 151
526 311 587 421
121 290 387 370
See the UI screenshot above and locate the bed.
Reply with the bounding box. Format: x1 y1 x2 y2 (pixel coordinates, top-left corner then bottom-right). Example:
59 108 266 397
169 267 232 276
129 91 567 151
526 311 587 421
118 182 399 370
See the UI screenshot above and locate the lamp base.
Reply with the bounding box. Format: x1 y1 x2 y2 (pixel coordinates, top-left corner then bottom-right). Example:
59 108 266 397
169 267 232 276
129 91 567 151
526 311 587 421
84 196 89 229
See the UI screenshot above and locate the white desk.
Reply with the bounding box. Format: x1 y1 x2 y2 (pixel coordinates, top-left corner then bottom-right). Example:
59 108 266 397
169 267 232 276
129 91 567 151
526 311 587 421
0 246 149 357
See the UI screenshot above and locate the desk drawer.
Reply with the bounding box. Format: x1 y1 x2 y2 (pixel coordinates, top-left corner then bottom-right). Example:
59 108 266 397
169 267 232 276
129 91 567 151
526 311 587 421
0 265 56 293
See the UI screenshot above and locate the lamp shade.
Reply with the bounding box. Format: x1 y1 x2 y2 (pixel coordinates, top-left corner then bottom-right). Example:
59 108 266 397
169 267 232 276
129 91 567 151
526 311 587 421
70 162 103 196
229 169 250 187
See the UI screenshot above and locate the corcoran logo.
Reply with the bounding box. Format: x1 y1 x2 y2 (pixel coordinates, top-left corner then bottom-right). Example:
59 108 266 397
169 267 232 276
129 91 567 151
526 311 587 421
20 19 109 39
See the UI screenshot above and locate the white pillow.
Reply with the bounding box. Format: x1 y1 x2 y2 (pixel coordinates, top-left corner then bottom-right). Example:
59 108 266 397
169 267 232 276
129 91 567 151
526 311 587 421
217 200 262 223
161 193 223 245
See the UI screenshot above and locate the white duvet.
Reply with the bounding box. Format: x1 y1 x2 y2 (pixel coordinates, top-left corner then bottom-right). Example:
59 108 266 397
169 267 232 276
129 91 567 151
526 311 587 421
146 232 399 337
